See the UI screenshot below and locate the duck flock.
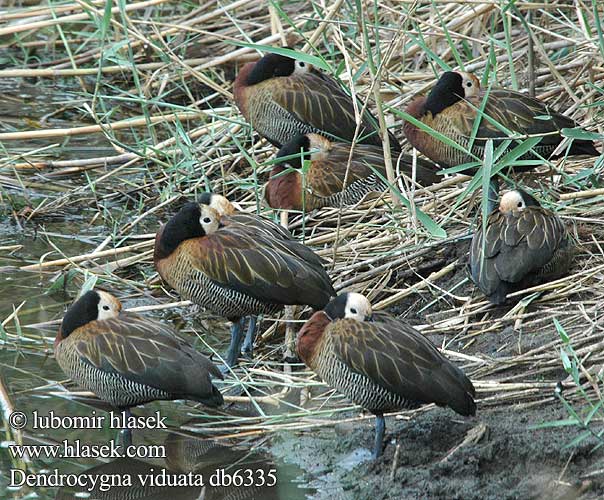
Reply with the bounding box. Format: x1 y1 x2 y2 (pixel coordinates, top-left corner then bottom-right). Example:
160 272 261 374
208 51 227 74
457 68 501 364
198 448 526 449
54 50 600 460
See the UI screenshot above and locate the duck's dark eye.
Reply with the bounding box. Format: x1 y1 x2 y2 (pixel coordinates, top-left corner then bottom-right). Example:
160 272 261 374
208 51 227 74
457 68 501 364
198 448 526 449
517 202 523 208
203 217 212 224
466 81 472 87
102 305 110 311
299 62 305 67
350 308 357 314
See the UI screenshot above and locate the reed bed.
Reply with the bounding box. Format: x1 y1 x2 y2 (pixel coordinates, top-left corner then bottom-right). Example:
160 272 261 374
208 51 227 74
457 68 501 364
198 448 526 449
1 0 604 452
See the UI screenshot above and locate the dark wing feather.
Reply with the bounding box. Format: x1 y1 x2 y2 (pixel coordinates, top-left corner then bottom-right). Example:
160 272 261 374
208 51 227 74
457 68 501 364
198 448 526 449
274 72 399 150
469 207 569 302
189 223 334 309
447 90 575 144
488 89 575 145
309 143 440 197
494 208 567 283
329 316 475 415
308 143 386 198
397 154 441 185
74 313 223 405
222 214 328 267
226 213 294 241
468 89 584 152
469 215 504 299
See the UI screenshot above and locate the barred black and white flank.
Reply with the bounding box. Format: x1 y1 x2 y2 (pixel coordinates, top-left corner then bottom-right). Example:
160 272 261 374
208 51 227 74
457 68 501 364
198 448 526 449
297 292 476 459
54 290 223 410
154 201 335 367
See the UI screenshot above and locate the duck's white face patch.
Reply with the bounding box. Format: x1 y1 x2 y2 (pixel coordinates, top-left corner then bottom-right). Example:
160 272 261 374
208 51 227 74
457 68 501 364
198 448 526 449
345 293 373 322
208 194 235 216
96 291 122 320
459 72 480 98
292 59 312 77
499 190 526 214
199 205 220 234
307 133 331 162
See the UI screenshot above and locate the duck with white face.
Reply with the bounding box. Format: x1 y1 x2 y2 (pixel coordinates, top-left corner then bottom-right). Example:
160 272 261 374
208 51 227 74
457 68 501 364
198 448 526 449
154 200 335 369
54 289 224 445
233 51 401 152
195 192 327 359
297 292 476 459
264 133 441 212
469 189 574 305
403 70 599 213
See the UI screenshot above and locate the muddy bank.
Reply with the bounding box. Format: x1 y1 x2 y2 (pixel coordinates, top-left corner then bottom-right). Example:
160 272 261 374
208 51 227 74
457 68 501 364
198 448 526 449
269 404 603 500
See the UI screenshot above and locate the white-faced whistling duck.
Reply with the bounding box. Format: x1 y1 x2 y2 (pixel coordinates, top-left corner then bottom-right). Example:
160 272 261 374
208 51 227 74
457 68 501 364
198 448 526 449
469 189 574 305
233 51 401 152
404 71 599 211
265 133 441 211
297 292 476 459
197 191 324 356
154 202 335 368
54 289 223 444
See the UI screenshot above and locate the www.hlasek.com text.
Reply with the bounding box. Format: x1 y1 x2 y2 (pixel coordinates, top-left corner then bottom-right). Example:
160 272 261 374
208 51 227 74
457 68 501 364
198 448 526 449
8 440 166 460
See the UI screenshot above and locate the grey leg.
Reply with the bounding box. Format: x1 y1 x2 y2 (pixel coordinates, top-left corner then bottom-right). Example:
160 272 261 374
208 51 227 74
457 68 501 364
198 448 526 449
372 413 386 459
241 316 258 357
223 318 246 369
120 408 132 448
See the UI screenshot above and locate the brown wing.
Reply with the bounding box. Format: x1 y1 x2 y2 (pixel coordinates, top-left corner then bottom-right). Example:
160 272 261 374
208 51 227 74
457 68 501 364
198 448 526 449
225 212 294 241
452 89 588 151
307 142 387 197
273 71 399 150
470 207 569 299
73 313 222 403
471 90 569 145
221 214 328 266
329 316 475 415
307 143 440 197
187 222 334 309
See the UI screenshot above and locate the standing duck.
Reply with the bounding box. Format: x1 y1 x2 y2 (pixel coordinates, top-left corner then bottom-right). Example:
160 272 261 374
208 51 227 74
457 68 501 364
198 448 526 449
469 189 574 305
265 133 440 211
197 191 322 355
54 290 223 443
154 202 335 368
297 292 476 459
233 51 401 151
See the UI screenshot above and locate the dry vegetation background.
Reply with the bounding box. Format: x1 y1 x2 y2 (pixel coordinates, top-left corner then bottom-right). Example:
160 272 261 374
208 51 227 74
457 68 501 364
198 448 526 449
1 0 604 494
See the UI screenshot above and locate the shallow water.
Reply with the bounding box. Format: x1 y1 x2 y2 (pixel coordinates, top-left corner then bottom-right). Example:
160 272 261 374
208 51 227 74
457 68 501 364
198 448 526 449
0 80 315 499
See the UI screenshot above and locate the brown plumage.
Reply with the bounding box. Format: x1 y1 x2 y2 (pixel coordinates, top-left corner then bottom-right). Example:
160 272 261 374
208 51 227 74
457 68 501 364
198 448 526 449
404 71 599 170
197 192 328 357
265 133 440 211
54 290 223 410
233 52 401 151
469 189 574 305
297 292 476 458
154 202 335 367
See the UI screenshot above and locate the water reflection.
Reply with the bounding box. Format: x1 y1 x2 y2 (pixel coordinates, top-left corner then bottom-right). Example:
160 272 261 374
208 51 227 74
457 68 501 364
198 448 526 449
54 458 201 500
165 432 280 499
0 77 313 497
55 433 283 499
